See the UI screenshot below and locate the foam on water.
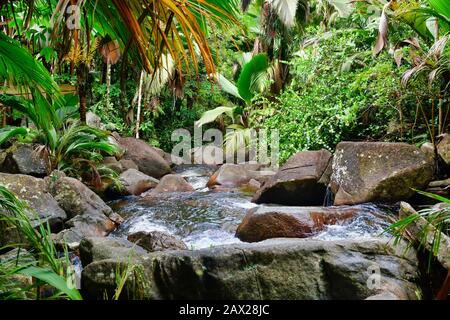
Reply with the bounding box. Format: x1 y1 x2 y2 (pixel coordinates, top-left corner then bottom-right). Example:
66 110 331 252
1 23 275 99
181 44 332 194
109 166 394 249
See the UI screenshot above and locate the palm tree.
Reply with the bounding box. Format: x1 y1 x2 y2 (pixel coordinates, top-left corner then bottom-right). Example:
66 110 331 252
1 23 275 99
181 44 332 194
240 0 309 92
0 32 63 146
48 0 240 122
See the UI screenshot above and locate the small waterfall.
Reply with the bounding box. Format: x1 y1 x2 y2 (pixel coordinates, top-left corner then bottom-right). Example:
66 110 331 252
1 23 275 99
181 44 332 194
323 185 334 207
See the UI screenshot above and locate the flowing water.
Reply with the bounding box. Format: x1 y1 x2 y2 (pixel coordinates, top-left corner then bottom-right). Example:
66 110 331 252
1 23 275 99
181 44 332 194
109 165 393 250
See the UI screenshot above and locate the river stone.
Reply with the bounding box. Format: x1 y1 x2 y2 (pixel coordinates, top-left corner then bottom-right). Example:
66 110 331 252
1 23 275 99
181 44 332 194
79 237 148 267
207 164 275 189
119 159 139 171
252 150 332 205
81 238 420 300
0 173 66 229
46 174 114 219
236 205 362 242
115 169 159 196
330 142 434 205
151 174 194 193
0 143 50 177
127 231 188 252
102 156 123 174
207 164 251 188
118 137 171 178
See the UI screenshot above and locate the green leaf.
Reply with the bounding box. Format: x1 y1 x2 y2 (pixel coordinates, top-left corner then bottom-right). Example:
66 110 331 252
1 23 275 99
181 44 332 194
237 53 269 103
195 106 236 127
0 127 28 146
429 0 450 21
215 73 243 100
17 266 82 300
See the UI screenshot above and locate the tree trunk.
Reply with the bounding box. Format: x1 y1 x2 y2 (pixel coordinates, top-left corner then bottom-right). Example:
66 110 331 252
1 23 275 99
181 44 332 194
77 64 89 124
135 70 145 139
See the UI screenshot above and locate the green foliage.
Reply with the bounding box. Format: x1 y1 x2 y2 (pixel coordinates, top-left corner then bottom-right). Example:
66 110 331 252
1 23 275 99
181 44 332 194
386 190 450 269
237 53 270 103
257 27 424 162
0 186 82 300
51 122 119 184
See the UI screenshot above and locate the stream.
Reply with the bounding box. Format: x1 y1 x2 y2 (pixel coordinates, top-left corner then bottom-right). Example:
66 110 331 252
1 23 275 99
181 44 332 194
109 165 392 250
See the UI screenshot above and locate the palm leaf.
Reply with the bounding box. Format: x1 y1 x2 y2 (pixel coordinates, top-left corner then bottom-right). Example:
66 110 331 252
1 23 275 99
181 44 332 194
0 127 28 146
17 266 82 300
237 53 270 103
215 73 243 100
195 106 236 127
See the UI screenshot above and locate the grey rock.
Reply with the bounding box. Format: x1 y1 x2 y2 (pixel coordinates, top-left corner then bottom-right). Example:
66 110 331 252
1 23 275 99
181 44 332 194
119 137 171 178
330 142 433 205
81 238 420 300
79 237 148 267
151 174 194 194
127 231 188 252
0 143 49 177
117 169 159 196
253 150 332 205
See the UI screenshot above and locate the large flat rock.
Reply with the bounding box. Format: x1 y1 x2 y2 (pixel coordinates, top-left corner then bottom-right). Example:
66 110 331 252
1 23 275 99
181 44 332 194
81 238 420 300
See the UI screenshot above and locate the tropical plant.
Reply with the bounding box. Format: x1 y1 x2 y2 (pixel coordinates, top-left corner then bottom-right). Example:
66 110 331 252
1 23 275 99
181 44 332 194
241 0 310 93
386 190 450 300
0 186 82 300
49 121 118 180
195 53 272 153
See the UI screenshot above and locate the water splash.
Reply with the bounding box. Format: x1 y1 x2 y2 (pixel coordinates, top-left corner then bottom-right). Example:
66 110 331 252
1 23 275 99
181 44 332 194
109 166 395 250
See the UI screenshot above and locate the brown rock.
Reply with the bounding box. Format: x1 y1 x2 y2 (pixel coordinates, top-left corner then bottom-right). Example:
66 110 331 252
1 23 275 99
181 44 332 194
330 142 434 205
118 137 171 178
252 150 332 205
236 206 359 242
151 174 194 193
117 169 159 196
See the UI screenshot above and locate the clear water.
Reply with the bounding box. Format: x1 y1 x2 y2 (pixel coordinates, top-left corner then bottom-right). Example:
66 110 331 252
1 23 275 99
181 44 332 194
109 165 393 250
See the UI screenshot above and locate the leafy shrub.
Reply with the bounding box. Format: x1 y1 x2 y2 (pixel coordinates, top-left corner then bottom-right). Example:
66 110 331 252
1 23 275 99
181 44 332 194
257 27 424 163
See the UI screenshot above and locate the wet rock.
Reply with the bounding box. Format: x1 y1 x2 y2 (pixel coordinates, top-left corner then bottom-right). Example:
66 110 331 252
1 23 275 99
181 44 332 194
252 150 332 205
235 205 359 242
118 137 171 178
0 143 50 177
127 231 188 252
330 142 433 205
0 173 66 233
102 156 123 174
207 164 251 188
81 238 420 300
115 169 159 196
207 164 275 189
79 237 148 267
151 174 194 193
46 173 114 220
119 159 138 171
